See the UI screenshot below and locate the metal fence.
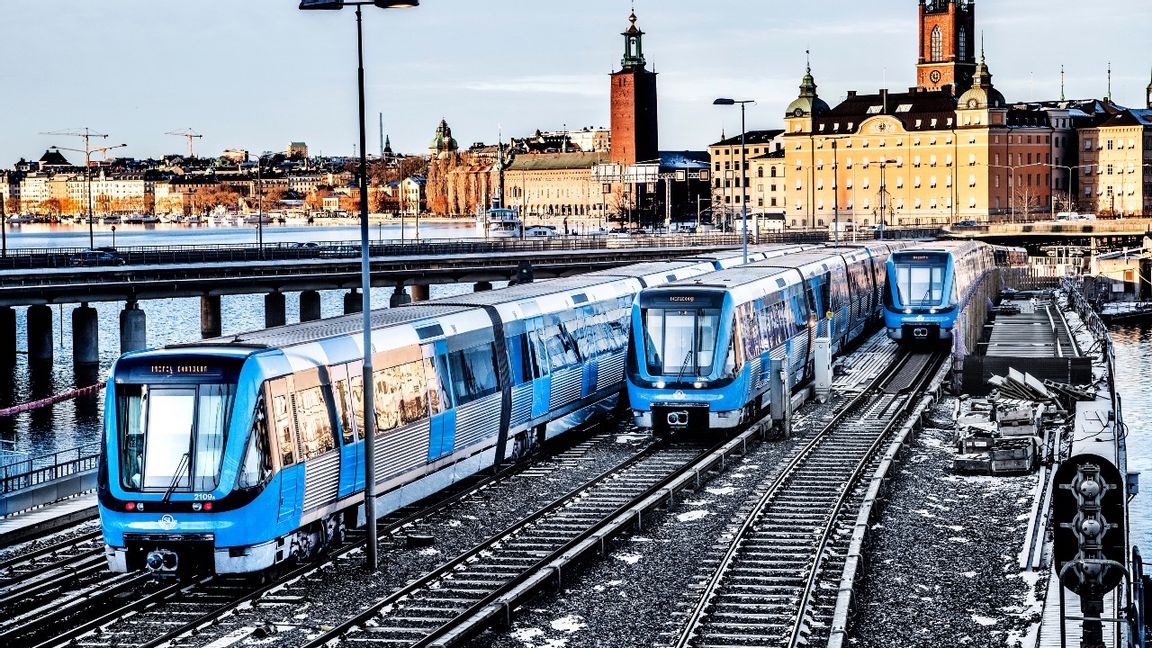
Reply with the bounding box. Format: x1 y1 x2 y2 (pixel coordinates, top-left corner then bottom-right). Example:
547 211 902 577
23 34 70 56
0 227 944 271
0 442 100 495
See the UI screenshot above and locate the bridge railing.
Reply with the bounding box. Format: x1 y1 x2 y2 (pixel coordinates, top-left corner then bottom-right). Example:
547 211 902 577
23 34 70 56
0 442 101 495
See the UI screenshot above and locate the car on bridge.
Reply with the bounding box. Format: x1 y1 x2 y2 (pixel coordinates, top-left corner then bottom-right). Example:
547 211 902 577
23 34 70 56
70 249 126 267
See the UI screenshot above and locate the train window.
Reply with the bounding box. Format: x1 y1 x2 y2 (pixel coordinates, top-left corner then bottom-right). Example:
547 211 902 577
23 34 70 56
237 395 272 489
193 384 233 490
643 308 721 376
333 379 355 443
529 329 550 377
143 388 197 490
373 366 402 432
398 361 429 425
424 353 452 413
449 344 499 405
294 386 335 461
117 382 239 492
349 372 366 436
118 385 145 490
272 389 297 468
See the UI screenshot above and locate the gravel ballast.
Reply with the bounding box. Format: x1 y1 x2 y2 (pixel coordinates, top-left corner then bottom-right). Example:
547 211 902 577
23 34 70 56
848 399 1046 647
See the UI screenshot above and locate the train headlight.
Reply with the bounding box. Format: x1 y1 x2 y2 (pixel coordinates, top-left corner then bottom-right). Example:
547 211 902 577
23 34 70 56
654 381 666 389
903 308 912 314
693 381 705 388
126 502 136 511
929 308 938 314
192 502 203 511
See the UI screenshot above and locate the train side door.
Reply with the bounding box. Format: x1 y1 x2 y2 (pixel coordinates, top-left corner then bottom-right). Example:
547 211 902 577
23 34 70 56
424 342 455 461
267 377 301 524
331 362 363 497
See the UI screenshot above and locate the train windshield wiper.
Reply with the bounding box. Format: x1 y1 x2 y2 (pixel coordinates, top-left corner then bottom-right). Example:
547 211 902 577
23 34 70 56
675 349 695 382
162 452 190 504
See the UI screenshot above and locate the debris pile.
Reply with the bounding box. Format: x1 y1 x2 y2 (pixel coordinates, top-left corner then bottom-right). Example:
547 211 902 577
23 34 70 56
951 368 1092 475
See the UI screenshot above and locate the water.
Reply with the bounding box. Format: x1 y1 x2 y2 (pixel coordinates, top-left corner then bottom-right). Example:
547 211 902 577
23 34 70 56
1111 324 1152 553
0 222 486 459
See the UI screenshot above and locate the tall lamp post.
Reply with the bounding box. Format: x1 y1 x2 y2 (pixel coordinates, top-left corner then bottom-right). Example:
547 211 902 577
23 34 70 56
51 142 127 248
714 98 754 264
299 0 419 573
1046 163 1093 219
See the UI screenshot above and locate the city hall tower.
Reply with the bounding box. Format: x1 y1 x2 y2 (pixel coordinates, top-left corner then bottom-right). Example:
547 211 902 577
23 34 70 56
610 11 658 166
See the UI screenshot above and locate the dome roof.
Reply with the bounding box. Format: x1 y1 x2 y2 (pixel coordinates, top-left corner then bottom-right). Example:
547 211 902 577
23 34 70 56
430 119 458 152
957 55 1006 110
785 63 829 118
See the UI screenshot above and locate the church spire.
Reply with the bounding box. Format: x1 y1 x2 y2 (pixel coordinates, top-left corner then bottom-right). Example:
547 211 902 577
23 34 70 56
1146 66 1152 109
620 9 646 70
1060 65 1066 102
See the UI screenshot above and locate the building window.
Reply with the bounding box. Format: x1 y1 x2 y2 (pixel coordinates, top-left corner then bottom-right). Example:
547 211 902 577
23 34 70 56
757 167 764 178
771 167 778 178
930 26 943 62
1107 140 1114 150
958 26 968 60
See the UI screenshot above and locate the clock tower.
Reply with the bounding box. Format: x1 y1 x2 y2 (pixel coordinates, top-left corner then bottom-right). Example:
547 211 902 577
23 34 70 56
916 0 977 95
610 11 658 166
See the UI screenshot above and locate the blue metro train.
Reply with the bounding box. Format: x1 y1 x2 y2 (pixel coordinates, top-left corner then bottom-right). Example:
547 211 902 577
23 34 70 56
626 241 908 435
882 240 1024 343
97 246 816 575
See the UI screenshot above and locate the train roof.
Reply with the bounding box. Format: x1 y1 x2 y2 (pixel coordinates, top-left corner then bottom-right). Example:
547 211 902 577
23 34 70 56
583 259 717 284
892 239 984 255
207 303 474 349
750 251 848 276
655 264 796 292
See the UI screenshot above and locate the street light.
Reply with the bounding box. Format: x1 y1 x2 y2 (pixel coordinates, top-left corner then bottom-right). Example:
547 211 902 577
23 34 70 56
51 142 127 248
989 162 1047 223
714 98 754 264
1046 163 1094 220
299 0 419 573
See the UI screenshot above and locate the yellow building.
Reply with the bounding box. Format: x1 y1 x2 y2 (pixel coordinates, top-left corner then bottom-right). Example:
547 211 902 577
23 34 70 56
707 131 787 227
1078 109 1152 217
779 55 1058 229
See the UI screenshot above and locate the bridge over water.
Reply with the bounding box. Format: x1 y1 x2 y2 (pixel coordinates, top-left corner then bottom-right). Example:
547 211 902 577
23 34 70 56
1 234 760 368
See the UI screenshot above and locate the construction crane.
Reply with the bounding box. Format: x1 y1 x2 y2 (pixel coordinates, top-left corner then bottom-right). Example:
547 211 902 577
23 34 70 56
166 128 203 158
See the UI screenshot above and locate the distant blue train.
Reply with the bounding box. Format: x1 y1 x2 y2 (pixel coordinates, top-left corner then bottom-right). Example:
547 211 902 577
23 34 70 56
882 240 1024 343
97 246 814 575
626 242 908 435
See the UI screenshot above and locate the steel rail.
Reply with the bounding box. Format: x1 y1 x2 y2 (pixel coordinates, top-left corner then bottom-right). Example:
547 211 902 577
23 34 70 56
296 437 692 648
669 351 945 648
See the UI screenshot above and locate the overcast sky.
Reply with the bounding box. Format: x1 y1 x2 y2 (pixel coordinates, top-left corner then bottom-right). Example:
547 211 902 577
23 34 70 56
2 0 1149 163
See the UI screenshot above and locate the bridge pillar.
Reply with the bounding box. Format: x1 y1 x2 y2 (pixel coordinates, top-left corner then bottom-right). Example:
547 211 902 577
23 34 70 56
27 304 53 364
300 290 322 322
411 285 429 302
0 306 15 364
389 286 412 308
473 281 493 293
72 303 100 366
120 301 147 354
265 292 286 328
200 295 222 339
344 289 362 314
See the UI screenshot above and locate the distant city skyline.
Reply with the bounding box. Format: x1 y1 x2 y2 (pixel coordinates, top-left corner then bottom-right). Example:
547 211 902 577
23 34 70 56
2 0 1149 163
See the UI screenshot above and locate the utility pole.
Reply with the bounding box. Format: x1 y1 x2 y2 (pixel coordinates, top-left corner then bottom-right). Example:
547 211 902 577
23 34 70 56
166 129 203 158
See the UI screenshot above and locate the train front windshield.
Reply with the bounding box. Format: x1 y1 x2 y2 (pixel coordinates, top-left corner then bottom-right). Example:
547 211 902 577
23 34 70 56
891 253 948 308
642 308 721 378
117 383 237 492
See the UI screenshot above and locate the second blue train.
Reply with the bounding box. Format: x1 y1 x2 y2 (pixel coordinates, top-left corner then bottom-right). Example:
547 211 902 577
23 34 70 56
626 241 907 435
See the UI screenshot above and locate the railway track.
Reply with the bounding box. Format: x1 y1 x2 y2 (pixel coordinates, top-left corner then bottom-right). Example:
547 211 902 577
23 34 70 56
667 350 947 648
17 425 644 648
